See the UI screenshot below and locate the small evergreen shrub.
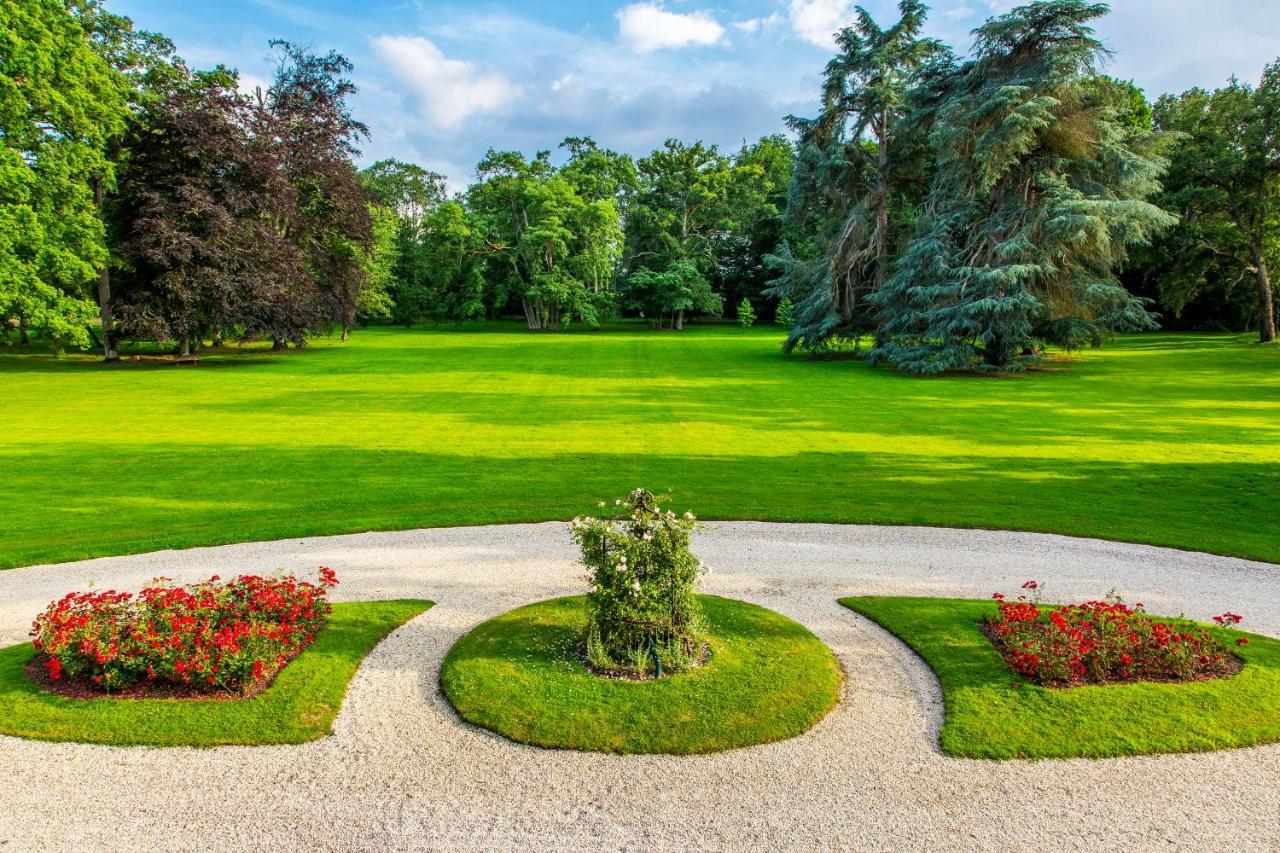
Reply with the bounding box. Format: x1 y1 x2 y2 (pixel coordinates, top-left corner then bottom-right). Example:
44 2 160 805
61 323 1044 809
775 296 794 328
737 298 756 328
570 489 706 678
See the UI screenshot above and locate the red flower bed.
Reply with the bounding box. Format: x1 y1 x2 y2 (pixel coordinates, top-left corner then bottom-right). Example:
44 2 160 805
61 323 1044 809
985 581 1245 687
30 568 338 695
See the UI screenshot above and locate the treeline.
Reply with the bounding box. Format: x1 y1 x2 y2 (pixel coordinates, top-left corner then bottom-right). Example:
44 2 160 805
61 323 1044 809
359 136 790 332
3 0 377 357
769 0 1277 373
2 0 1276 367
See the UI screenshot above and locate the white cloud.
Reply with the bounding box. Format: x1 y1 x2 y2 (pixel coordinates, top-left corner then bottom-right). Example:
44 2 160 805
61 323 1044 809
733 13 784 35
616 3 726 53
370 35 520 132
788 0 852 48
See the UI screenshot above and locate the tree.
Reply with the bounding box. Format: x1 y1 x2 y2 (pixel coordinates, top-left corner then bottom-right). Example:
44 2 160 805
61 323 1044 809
357 204 400 323
626 259 722 330
737 298 756 328
767 1 946 353
468 149 622 330
870 1 1173 372
76 0 185 359
260 41 373 344
1148 65 1280 342
1 0 126 352
110 69 315 353
716 135 794 314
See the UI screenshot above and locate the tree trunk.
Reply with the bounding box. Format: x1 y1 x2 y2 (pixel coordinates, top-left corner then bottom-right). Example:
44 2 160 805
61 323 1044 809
521 297 542 331
180 336 191 357
1251 242 1277 343
341 325 350 342
91 176 118 361
272 337 288 351
18 314 30 345
674 309 684 331
212 327 224 347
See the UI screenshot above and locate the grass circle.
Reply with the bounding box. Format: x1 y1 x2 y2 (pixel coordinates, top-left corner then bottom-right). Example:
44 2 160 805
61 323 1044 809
441 594 843 754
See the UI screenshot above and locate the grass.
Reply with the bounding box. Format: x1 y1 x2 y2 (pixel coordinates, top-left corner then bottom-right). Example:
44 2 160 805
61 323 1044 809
840 596 1280 760
0 599 431 746
0 323 1276 569
440 594 842 754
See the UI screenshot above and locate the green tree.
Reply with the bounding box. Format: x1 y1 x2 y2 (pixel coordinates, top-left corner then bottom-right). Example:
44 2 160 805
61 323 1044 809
1 0 127 352
357 204 400 322
737 298 756 328
626 259 722 330
767 0 946 353
468 149 622 330
1147 64 1280 342
870 1 1173 372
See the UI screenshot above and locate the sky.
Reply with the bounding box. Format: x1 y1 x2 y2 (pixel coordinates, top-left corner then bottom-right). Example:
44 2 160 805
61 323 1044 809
109 0 1280 190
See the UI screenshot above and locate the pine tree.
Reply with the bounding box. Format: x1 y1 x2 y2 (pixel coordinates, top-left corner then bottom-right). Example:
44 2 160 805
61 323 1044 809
870 1 1173 372
766 1 946 354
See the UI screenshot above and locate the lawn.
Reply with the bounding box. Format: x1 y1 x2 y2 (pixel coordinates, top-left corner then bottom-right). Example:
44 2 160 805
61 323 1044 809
841 596 1280 759
441 594 842 754
0 323 1276 569
0 599 432 746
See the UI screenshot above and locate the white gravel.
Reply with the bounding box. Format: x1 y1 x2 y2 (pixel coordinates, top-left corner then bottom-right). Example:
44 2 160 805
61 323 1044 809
0 522 1277 852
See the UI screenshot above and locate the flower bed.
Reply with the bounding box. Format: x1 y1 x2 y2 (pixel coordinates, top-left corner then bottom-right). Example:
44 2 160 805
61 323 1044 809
29 568 338 697
985 582 1246 687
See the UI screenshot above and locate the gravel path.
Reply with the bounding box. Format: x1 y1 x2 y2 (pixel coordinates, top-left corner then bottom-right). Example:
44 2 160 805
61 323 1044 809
0 522 1277 852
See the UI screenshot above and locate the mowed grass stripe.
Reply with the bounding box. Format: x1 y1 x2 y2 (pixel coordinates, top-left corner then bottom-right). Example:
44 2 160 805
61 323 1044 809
0 324 1276 568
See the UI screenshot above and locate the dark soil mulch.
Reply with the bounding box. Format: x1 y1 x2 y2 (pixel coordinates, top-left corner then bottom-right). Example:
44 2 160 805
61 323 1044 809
979 620 1243 689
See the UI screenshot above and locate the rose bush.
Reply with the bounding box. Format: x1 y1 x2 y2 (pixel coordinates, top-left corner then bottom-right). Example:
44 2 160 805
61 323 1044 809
986 582 1245 687
30 568 338 693
570 489 705 678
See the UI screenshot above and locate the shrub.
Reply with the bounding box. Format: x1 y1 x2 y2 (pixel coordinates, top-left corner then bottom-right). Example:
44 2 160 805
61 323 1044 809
30 568 338 693
737 298 756 328
775 296 794 328
986 581 1245 687
570 489 705 677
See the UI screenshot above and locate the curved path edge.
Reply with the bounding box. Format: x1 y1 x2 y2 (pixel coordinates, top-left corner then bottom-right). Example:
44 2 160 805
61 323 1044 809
0 522 1276 851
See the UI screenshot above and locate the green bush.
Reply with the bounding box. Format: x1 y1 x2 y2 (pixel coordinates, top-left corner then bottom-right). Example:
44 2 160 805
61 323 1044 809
775 296 794 327
570 489 705 677
737 298 756 328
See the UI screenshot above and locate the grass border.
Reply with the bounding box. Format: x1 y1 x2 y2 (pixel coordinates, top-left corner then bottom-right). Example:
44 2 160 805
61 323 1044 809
840 596 1280 760
441 594 843 755
0 599 432 747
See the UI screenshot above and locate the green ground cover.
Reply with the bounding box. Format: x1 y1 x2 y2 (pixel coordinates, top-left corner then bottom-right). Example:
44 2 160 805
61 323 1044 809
841 596 1280 759
441 594 842 754
0 600 431 746
0 324 1276 569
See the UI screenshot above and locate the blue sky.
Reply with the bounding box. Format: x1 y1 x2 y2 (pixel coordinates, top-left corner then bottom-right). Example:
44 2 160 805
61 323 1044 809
109 0 1280 189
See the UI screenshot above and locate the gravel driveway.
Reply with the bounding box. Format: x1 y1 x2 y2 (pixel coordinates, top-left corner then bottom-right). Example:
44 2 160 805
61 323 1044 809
0 522 1276 851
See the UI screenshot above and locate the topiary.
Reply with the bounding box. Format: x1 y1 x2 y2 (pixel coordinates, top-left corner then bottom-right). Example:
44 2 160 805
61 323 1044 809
570 489 706 677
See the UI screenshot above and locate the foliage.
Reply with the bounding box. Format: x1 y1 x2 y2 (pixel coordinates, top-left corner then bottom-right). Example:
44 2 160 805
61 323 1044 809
441 595 841 753
987 582 1243 686
775 296 795 327
569 489 705 677
357 204 400 323
871 1 1173 372
767 0 945 353
1140 65 1280 342
626 259 723 329
468 148 623 330
31 569 338 693
0 600 431 746
843 596 1280 759
737 298 756 328
0 0 127 350
0 328 1276 570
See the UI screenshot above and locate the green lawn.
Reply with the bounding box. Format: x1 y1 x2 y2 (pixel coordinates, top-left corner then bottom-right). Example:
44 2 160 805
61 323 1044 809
0 599 432 746
0 324 1276 569
841 596 1280 759
441 594 842 754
